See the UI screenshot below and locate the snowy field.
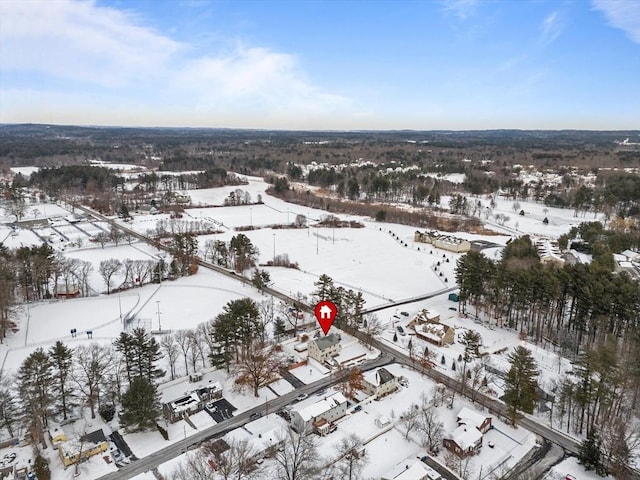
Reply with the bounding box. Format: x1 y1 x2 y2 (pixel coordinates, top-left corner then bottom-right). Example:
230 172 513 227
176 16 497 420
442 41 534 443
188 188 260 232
0 174 615 480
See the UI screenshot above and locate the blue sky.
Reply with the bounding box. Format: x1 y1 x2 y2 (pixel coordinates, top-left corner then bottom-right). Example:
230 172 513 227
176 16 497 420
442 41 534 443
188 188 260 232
1 0 638 130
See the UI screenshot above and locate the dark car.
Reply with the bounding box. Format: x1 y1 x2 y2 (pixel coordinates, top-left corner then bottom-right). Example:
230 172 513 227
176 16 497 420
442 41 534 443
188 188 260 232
249 412 262 421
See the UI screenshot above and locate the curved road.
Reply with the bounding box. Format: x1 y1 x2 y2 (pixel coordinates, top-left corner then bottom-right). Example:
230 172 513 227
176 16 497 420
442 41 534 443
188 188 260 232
79 205 637 478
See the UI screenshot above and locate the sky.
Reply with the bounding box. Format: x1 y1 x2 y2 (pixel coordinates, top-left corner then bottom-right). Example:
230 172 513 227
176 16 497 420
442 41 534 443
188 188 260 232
0 0 639 130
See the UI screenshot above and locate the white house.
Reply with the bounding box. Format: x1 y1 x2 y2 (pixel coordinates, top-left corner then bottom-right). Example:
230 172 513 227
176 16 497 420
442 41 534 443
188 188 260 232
362 367 399 398
290 392 347 433
307 333 341 364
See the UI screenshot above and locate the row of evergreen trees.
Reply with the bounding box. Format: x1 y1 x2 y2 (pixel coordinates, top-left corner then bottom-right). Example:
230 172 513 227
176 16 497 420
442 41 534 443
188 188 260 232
455 235 640 353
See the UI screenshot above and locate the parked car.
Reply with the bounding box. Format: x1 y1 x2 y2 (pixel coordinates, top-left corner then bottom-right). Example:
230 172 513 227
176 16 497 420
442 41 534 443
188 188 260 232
295 393 308 402
400 311 409 317
249 412 262 420
396 326 406 336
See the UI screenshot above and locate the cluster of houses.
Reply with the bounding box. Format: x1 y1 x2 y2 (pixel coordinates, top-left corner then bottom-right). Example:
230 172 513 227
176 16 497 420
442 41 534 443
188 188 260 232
414 231 471 253
288 367 400 436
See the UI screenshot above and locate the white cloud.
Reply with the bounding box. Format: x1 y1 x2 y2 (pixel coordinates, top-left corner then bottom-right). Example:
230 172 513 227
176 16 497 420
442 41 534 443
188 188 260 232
0 0 182 87
592 0 640 44
174 45 349 115
441 0 478 20
0 0 350 124
541 11 563 45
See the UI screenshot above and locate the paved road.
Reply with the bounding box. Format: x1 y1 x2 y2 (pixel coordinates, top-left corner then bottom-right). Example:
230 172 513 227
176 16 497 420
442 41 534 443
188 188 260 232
96 354 393 480
361 286 458 315
79 204 638 478
345 326 582 455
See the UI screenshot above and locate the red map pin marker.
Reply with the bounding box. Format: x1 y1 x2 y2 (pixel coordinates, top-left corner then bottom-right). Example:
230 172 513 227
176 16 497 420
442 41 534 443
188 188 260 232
314 300 337 335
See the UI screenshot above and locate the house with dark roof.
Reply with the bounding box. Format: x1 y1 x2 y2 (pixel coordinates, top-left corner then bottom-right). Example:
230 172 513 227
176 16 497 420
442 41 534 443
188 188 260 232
362 367 399 398
307 333 341 364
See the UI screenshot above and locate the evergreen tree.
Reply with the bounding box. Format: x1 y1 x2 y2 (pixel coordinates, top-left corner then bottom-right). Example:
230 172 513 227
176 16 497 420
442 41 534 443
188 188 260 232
313 274 334 301
274 318 287 341
114 331 135 383
578 431 604 474
120 376 161 432
504 346 540 424
114 329 165 383
460 330 482 396
18 348 55 436
48 341 74 420
130 328 165 381
229 234 259 273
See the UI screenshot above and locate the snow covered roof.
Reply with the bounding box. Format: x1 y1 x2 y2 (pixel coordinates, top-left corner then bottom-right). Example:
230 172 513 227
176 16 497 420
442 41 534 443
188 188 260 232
293 392 346 421
312 333 341 351
450 425 482 451
364 367 396 387
457 407 490 430
170 392 201 413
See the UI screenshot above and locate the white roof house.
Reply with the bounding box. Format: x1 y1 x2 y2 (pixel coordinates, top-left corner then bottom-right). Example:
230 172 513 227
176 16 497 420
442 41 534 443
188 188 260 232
451 425 482 451
294 392 347 422
290 391 347 433
456 407 492 432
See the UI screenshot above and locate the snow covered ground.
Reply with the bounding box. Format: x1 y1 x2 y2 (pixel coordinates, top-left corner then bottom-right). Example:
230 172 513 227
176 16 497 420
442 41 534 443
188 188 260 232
0 175 616 480
543 456 613 480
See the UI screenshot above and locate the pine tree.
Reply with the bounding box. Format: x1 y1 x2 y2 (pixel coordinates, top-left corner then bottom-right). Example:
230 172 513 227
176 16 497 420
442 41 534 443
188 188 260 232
18 348 55 436
578 431 604 473
504 346 540 424
130 328 165 381
48 341 74 420
120 376 161 432
313 274 334 301
114 331 135 383
274 318 287 342
460 330 482 396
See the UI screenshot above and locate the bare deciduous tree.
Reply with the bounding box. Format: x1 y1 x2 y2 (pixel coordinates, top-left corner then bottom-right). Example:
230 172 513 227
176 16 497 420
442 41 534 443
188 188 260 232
73 343 113 419
171 449 216 480
400 404 420 440
333 433 367 480
174 330 192 376
160 334 179 381
233 342 284 397
273 426 321 480
417 395 444 454
98 259 122 294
